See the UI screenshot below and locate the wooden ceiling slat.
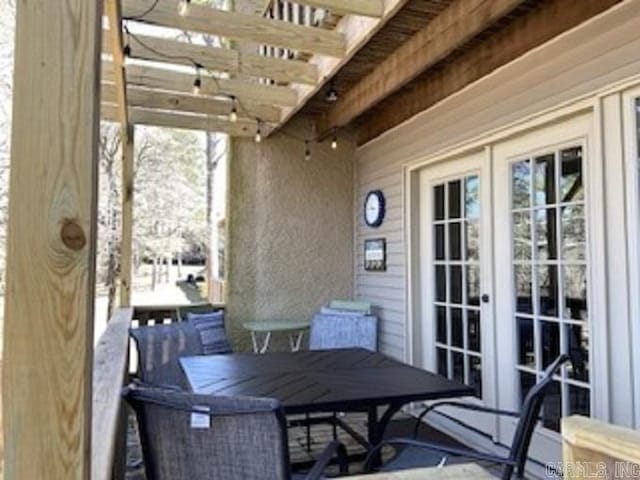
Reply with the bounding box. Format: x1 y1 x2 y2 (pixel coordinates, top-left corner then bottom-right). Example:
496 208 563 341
101 82 282 123
105 31 318 85
293 0 384 18
120 62 298 107
320 0 525 133
122 0 346 57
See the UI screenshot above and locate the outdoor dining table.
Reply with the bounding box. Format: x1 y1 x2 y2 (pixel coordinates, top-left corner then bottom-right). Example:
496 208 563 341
179 348 474 450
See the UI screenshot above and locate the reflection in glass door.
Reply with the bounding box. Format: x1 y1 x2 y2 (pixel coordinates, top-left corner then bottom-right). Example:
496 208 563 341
433 176 483 398
510 145 590 432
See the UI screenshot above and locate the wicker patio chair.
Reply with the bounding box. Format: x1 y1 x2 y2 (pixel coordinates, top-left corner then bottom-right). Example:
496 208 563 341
123 383 348 480
365 354 571 479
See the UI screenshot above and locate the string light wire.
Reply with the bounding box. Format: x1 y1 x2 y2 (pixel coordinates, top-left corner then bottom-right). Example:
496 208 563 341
122 21 341 155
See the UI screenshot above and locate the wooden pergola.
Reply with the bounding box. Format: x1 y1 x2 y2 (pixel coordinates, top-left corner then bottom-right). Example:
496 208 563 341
3 0 625 478
2 0 408 478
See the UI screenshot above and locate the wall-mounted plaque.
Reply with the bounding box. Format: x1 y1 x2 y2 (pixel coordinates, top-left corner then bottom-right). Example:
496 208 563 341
364 238 386 272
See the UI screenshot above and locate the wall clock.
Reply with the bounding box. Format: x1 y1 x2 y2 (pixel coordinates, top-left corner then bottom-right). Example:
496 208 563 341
364 190 385 228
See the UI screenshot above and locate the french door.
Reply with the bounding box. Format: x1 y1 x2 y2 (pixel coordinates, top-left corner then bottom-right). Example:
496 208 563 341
418 149 496 436
493 114 595 461
417 113 597 461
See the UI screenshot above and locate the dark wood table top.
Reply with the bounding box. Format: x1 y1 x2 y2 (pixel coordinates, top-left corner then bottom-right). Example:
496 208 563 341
180 348 473 414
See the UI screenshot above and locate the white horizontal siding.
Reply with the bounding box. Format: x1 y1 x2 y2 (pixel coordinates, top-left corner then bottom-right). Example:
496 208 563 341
353 2 640 362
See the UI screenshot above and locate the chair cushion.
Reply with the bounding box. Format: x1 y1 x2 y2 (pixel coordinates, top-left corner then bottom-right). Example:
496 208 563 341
187 311 232 354
130 322 203 387
379 445 446 472
309 313 378 352
320 307 366 317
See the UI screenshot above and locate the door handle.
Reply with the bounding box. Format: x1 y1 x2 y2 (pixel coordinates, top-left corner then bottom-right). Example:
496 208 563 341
481 294 490 303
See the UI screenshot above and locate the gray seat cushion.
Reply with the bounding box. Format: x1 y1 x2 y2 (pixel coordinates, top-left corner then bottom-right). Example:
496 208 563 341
309 313 378 352
187 311 232 355
130 322 203 388
379 445 445 472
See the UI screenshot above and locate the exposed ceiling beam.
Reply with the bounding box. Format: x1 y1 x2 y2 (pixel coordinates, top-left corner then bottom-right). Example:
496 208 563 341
104 0 129 137
320 0 525 133
101 82 282 123
122 0 346 57
293 0 384 18
102 103 263 136
106 31 318 85
120 62 298 107
356 0 621 145
273 0 411 136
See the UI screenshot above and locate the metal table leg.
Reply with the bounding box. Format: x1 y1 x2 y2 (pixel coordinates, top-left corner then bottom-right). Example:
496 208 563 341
288 329 305 352
366 402 403 468
250 330 272 354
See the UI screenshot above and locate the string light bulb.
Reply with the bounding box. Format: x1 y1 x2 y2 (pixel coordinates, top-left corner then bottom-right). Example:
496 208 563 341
255 120 262 143
229 96 238 123
192 64 202 95
178 0 191 16
304 140 311 161
325 82 338 103
331 132 338 150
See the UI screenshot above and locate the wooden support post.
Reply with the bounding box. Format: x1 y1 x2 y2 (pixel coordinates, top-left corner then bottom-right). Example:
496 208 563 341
2 0 103 478
119 126 134 307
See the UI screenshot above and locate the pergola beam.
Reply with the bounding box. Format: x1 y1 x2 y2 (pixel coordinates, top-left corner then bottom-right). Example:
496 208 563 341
122 62 298 107
3 0 102 477
105 31 318 85
356 0 621 144
122 0 346 57
104 0 129 137
293 0 384 18
101 83 282 123
320 0 525 132
103 104 264 136
119 126 134 307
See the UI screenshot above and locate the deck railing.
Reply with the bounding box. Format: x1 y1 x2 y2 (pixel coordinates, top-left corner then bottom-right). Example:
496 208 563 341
562 416 640 479
259 0 334 70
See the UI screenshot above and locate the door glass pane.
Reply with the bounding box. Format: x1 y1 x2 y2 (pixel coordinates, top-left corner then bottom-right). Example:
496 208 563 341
535 154 556 206
449 180 461 219
537 265 559 317
514 265 533 314
465 221 480 261
560 147 583 202
469 356 482 398
466 265 480 306
465 176 480 220
436 306 447 344
449 222 462 260
512 160 531 209
435 224 445 260
451 308 463 348
517 317 535 368
510 146 590 432
434 185 445 221
468 310 481 352
513 212 532 261
561 205 585 261
432 174 483 398
535 208 558 260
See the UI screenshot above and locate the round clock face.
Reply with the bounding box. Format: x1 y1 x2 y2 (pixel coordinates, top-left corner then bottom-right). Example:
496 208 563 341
364 190 385 227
